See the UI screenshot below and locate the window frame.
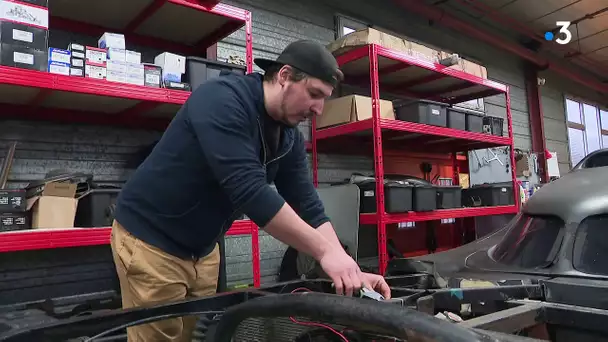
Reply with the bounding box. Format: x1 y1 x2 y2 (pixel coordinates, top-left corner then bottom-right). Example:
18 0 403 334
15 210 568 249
565 96 608 167
334 14 368 39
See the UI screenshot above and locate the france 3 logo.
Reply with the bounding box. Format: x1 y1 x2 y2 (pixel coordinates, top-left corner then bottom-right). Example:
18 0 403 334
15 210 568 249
544 21 573 45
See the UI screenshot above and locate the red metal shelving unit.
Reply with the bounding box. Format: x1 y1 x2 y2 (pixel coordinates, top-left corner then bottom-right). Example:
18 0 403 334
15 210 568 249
312 44 520 275
0 0 262 287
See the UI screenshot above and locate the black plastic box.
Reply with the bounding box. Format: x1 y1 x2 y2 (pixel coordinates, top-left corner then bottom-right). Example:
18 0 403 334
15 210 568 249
412 186 437 212
0 189 26 213
0 212 29 232
483 116 504 136
185 57 247 91
74 188 121 227
446 107 466 130
462 182 514 207
395 100 448 127
435 186 462 209
357 180 413 213
0 43 46 71
0 22 48 50
466 111 484 133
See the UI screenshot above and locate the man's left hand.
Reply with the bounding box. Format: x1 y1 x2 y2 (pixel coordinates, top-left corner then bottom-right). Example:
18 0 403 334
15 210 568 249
362 272 391 299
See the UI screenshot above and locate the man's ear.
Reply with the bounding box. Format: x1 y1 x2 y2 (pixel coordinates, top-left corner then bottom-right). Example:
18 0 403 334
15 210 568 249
277 65 293 87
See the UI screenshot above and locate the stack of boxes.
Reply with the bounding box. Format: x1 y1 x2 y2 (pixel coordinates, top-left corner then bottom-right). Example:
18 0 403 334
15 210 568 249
0 0 49 71
45 31 189 90
0 189 27 232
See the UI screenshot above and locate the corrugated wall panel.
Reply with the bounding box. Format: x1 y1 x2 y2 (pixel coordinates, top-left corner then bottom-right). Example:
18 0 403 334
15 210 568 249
540 84 570 175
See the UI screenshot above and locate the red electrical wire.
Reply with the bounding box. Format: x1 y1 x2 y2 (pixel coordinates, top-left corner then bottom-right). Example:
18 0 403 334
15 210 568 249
289 287 349 342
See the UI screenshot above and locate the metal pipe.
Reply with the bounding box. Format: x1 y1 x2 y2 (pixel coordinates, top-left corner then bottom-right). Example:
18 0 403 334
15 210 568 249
455 0 608 77
392 0 608 94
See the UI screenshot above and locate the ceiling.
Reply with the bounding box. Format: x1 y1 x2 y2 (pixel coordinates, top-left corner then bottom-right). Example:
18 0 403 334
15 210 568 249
433 0 608 81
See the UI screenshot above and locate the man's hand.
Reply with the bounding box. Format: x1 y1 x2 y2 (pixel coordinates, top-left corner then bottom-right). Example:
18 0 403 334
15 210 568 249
319 249 371 297
362 272 391 299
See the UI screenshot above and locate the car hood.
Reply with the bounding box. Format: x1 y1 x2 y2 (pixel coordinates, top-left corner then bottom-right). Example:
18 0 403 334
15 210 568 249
386 227 549 288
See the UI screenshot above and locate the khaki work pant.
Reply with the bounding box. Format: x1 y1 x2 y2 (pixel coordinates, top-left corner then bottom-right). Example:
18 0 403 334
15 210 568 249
110 220 220 342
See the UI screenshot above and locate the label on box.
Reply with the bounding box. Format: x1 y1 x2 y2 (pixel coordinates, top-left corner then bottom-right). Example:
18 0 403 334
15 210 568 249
106 70 126 83
145 73 160 86
49 48 70 64
0 1 49 29
126 63 144 76
72 51 84 59
431 109 440 115
126 50 141 64
12 29 33 43
363 190 374 197
106 60 126 73
107 47 126 62
126 74 144 86
85 64 106 79
71 57 83 67
13 51 33 65
48 61 70 75
68 43 84 52
70 67 83 77
85 47 107 64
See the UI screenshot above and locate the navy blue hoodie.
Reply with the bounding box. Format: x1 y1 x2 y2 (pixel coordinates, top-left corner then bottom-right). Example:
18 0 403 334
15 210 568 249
114 73 330 260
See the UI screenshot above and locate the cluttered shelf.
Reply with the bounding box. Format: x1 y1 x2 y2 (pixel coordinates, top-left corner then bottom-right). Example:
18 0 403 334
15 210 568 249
314 37 513 155
359 205 518 225
0 0 252 130
335 44 507 104
49 0 249 55
0 65 188 129
0 220 255 253
314 118 512 154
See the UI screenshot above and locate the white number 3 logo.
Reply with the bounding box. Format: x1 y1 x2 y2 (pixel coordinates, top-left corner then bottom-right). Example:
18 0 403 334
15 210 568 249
556 21 572 45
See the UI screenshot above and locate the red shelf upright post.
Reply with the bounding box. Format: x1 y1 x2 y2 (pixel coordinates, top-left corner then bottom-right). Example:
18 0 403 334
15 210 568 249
250 221 261 287
312 116 319 187
505 87 520 210
369 44 388 275
245 11 253 74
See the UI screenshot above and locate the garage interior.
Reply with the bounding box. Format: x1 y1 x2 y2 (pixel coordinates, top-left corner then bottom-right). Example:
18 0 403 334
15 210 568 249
0 0 606 340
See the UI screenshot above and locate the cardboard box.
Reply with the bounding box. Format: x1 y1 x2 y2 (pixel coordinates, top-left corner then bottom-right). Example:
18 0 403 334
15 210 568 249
327 28 441 64
85 46 106 64
98 32 125 50
85 62 106 79
327 28 487 79
48 47 70 64
440 52 488 79
26 182 78 229
48 61 70 75
317 95 394 129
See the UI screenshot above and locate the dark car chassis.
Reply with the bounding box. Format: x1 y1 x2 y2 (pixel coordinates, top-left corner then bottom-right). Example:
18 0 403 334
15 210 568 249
1 275 608 342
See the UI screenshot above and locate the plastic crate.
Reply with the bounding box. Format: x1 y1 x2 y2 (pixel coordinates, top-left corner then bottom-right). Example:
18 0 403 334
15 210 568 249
483 116 504 136
395 100 448 127
185 57 247 91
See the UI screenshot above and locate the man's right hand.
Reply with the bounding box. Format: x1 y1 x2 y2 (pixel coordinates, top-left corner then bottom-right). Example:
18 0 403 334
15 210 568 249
318 249 371 297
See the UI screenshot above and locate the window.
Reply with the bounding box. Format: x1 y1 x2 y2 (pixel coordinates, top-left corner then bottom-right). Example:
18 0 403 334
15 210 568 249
573 215 608 275
491 213 564 269
566 98 608 166
334 15 368 39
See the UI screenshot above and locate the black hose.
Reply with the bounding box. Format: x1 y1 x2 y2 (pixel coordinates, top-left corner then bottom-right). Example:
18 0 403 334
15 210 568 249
212 293 492 342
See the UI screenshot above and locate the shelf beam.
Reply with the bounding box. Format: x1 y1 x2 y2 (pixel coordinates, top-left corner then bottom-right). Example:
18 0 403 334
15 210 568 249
360 206 519 225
